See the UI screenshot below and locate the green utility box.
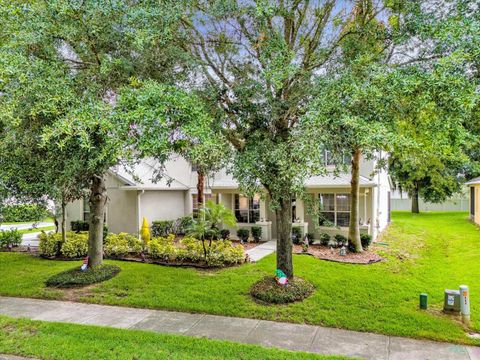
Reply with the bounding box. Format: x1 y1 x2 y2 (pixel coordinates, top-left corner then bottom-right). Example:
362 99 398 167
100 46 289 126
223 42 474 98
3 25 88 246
444 289 461 313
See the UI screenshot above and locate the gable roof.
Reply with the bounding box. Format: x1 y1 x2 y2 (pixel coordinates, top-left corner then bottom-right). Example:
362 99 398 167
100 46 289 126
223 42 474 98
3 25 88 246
111 158 190 190
466 176 480 186
305 173 376 188
209 172 376 190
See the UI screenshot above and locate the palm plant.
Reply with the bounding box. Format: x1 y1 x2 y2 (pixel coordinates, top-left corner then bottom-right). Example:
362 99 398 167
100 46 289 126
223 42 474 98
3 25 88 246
187 200 237 263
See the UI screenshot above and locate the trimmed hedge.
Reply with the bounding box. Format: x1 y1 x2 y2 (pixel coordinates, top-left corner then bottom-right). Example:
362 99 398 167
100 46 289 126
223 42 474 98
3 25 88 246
148 235 245 267
251 276 315 304
45 264 121 288
39 230 245 267
0 229 22 248
104 232 143 258
237 228 249 242
39 231 88 259
1 204 49 222
71 220 108 240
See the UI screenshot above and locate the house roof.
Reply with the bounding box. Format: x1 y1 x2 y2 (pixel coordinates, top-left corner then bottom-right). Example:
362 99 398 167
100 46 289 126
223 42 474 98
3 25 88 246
465 176 480 186
209 172 376 190
111 158 190 191
304 173 376 188
110 158 378 191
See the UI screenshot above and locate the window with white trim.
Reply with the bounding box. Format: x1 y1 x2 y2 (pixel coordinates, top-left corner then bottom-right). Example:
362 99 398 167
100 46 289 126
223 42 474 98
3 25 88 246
319 193 351 227
192 193 218 217
234 194 260 223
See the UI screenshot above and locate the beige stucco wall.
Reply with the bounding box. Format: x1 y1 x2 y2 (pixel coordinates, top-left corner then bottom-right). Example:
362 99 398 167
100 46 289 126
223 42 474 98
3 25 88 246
105 175 138 234
140 190 187 223
63 198 83 231
63 173 138 233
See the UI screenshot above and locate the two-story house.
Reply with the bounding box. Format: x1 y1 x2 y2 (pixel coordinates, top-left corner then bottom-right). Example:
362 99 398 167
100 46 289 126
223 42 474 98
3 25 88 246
63 152 392 241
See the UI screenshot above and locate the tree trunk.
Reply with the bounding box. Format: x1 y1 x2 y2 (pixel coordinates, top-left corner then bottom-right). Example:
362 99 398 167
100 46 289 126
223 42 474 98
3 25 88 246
197 169 205 206
61 198 67 243
411 186 420 213
275 197 293 278
88 174 107 267
348 147 363 252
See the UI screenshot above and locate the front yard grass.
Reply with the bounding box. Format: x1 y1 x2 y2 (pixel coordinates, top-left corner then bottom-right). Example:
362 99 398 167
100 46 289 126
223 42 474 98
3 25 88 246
0 212 479 345
0 316 344 360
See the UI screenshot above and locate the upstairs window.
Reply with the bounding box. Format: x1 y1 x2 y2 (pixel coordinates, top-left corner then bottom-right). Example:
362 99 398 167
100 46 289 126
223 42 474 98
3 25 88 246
321 149 351 166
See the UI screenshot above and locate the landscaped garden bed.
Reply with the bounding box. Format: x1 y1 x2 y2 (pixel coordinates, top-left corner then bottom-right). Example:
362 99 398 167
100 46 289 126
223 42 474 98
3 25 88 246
293 244 383 264
37 231 247 268
292 232 383 264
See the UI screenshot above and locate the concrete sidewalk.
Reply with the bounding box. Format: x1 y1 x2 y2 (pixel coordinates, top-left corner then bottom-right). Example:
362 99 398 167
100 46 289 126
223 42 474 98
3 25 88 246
0 297 478 359
246 240 276 261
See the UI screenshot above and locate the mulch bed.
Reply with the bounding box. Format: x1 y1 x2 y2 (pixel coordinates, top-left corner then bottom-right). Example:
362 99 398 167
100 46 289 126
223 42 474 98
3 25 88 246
293 244 383 264
231 240 264 251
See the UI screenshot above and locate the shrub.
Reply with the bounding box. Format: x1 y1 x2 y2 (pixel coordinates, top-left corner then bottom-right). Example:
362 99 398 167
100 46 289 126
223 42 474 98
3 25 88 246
347 241 356 253
147 234 176 260
104 232 142 258
361 233 373 248
178 236 204 262
334 234 347 247
1 203 49 222
291 227 302 245
250 276 315 304
251 226 262 243
175 216 194 235
71 220 89 232
45 264 120 288
151 220 174 237
60 232 88 259
39 232 64 257
319 233 331 246
306 232 315 245
207 240 245 267
71 221 108 240
220 229 230 240
237 228 249 242
0 229 22 248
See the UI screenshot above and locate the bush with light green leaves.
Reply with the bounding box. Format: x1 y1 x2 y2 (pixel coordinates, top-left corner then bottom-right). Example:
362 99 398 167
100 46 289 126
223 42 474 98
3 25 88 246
104 232 143 258
38 232 64 257
60 232 88 259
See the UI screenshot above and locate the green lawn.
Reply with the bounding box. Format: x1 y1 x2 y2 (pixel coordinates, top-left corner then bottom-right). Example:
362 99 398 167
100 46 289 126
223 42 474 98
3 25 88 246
0 212 479 345
0 316 344 360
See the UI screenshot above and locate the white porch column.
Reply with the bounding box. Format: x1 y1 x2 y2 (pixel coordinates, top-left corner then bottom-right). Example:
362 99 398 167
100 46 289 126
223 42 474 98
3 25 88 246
296 198 305 222
371 187 378 240
184 189 193 216
260 197 267 221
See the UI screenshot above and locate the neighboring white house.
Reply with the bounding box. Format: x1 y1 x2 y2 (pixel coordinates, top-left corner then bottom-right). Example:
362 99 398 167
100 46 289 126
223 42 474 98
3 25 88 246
64 152 392 241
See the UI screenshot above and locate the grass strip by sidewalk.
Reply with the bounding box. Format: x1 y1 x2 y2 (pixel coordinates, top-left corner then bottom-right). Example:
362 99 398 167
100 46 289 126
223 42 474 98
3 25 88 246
0 316 348 360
